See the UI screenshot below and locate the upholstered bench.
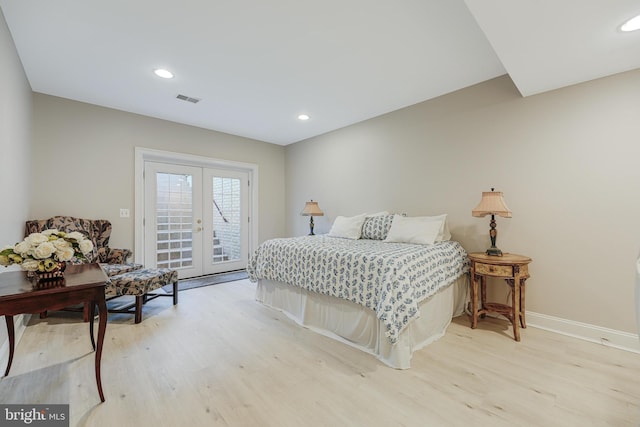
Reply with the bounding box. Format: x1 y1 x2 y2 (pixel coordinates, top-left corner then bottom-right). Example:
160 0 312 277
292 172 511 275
106 268 179 324
100 263 144 277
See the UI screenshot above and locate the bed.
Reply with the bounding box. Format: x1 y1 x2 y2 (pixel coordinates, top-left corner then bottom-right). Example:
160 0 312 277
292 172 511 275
247 214 470 369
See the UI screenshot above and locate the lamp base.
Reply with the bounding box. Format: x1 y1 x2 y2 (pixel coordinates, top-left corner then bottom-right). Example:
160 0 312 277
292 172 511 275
486 247 504 256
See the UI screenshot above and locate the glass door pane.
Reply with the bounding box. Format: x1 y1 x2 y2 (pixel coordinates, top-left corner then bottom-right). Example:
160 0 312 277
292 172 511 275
155 172 194 269
203 169 248 274
212 176 241 264
144 162 203 279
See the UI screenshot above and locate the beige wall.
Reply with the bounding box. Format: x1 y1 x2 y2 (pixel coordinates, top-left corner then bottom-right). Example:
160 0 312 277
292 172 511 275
286 71 640 334
0 8 31 246
31 94 286 252
0 8 32 366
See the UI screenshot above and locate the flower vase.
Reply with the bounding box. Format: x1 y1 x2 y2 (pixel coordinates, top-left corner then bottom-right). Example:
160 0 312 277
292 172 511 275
27 262 67 287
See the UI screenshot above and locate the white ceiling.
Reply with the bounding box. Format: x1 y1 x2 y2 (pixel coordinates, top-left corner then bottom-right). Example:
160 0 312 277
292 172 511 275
1 1 639 145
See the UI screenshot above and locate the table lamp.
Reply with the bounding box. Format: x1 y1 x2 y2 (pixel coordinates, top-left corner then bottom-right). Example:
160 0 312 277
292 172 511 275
300 200 324 235
472 188 512 256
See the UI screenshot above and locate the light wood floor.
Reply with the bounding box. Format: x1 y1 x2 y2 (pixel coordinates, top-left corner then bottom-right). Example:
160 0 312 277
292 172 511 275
1 279 639 427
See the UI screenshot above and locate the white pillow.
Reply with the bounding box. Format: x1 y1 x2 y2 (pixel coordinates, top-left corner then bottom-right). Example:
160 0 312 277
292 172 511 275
384 214 442 245
423 214 451 242
328 213 368 239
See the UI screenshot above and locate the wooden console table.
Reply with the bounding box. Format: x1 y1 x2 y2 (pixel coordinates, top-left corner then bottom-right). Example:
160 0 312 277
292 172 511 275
0 263 108 402
468 252 532 342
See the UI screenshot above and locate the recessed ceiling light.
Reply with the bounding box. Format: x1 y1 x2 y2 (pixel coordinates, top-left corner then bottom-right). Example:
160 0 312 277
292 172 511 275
621 14 640 32
298 114 310 121
154 68 174 79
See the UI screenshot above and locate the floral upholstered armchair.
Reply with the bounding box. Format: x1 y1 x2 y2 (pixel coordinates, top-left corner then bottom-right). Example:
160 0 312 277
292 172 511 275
24 216 142 276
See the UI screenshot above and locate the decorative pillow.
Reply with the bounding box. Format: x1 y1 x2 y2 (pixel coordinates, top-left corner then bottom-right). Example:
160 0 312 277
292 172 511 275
383 214 442 245
328 213 368 239
361 214 395 240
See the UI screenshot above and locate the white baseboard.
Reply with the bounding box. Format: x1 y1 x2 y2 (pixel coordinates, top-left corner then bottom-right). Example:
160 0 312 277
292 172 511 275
0 314 31 372
526 311 640 354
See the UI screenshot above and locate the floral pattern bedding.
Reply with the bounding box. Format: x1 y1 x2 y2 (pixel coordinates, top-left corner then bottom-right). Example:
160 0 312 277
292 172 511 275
247 236 469 344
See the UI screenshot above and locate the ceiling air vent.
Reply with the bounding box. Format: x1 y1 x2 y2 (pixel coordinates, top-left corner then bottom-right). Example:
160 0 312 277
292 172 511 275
176 94 201 104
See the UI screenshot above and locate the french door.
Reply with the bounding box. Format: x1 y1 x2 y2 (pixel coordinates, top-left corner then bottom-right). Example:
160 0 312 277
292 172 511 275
143 162 249 279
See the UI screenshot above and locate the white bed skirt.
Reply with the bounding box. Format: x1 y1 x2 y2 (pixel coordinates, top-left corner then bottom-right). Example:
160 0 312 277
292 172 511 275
255 275 468 369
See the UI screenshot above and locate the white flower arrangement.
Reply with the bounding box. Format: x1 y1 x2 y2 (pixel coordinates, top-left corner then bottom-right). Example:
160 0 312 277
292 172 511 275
0 229 94 272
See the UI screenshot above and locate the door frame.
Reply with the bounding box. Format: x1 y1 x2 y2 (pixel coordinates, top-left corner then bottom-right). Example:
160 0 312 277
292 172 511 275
134 147 259 268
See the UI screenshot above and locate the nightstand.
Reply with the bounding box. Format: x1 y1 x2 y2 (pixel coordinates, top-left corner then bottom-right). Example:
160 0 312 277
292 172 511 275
468 252 532 341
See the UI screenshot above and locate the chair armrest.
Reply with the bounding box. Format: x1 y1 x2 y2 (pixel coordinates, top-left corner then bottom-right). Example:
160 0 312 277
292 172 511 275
98 247 133 264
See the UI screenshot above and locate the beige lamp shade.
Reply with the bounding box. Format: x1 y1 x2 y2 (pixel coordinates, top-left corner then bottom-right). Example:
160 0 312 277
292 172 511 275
301 200 323 236
472 190 512 218
301 200 324 216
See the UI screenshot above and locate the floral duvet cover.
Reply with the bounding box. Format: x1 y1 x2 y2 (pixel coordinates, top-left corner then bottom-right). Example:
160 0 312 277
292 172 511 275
247 236 469 344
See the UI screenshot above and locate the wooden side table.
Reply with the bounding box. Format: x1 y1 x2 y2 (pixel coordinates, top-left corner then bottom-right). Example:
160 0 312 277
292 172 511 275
0 263 108 402
468 252 532 341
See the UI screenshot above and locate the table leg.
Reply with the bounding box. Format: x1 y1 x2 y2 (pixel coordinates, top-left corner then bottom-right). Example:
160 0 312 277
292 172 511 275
83 302 91 322
3 315 14 377
520 279 527 328
480 276 487 318
470 273 478 328
95 297 107 402
89 301 96 351
512 276 521 342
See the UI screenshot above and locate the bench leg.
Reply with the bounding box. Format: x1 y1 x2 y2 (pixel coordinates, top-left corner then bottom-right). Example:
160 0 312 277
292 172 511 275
135 295 143 324
173 280 178 305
